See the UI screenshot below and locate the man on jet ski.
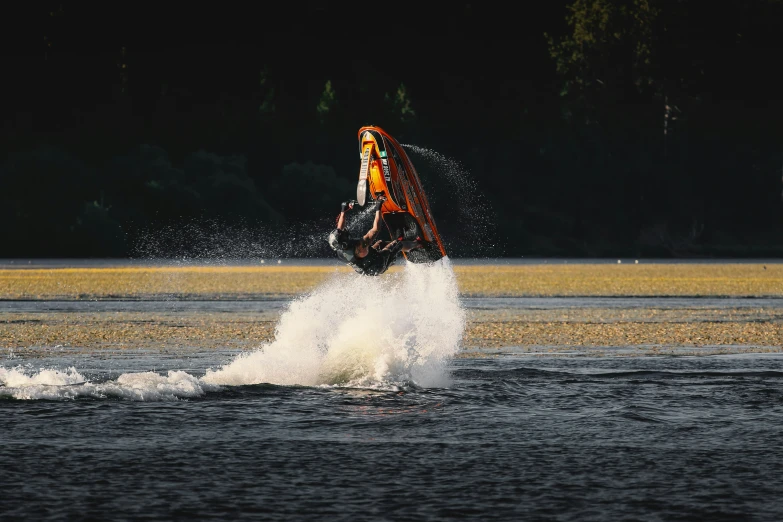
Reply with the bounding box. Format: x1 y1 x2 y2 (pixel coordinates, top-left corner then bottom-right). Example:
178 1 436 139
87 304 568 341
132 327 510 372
328 195 422 276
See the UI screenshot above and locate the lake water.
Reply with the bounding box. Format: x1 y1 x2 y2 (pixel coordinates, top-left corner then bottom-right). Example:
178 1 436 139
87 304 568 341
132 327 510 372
3 352 783 520
2 259 783 520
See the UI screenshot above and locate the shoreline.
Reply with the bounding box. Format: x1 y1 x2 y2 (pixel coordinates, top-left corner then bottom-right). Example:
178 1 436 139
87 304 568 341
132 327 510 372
2 263 781 358
1 263 782 299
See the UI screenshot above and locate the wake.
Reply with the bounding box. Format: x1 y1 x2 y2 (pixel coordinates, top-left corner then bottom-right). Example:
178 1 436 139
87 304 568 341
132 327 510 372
1 259 465 400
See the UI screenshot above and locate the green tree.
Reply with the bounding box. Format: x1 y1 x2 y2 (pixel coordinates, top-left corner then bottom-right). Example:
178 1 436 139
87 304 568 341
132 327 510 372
258 66 276 116
545 0 664 248
385 82 416 123
546 0 659 123
316 80 337 125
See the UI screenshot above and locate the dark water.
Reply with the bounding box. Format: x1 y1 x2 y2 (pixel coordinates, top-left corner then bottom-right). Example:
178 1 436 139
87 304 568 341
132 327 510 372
3 353 783 521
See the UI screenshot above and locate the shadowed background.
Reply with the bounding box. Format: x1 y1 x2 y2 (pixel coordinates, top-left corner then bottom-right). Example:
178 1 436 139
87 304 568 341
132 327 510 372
2 1 782 258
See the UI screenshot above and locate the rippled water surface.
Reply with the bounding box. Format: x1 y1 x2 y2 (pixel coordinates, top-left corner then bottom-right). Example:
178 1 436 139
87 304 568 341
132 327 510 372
3 353 783 521
3 259 783 520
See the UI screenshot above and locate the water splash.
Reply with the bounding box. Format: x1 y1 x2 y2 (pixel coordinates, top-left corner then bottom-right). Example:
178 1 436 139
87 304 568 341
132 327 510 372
402 144 501 257
0 366 218 401
1 259 465 399
203 257 464 389
130 205 382 262
130 218 331 261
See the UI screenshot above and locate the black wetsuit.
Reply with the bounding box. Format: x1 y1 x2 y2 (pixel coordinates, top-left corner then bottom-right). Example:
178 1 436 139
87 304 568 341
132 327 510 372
353 242 402 276
328 229 402 276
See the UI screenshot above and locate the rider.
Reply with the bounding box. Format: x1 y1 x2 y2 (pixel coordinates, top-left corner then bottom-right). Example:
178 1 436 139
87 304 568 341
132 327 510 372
328 195 422 276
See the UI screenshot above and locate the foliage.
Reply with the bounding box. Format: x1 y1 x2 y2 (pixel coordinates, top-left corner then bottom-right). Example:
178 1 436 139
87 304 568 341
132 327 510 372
2 0 783 257
546 0 659 122
385 83 417 123
258 67 276 116
316 80 337 125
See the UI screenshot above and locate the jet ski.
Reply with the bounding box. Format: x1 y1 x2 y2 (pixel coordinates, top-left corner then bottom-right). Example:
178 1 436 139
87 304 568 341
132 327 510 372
356 126 446 263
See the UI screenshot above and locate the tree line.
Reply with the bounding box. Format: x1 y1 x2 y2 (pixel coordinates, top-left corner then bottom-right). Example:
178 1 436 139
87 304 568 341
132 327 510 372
2 0 782 258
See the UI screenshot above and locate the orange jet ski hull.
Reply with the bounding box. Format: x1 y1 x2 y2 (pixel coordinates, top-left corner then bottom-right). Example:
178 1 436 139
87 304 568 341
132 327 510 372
356 126 446 262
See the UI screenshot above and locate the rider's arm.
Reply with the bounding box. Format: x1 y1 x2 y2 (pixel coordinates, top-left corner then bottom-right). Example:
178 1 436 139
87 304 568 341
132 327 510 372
362 207 382 241
336 201 355 230
361 196 385 241
336 211 346 230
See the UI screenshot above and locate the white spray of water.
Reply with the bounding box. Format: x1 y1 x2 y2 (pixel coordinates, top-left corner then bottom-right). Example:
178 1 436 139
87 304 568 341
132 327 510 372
0 367 218 401
131 218 331 261
1 259 465 400
131 206 379 262
402 144 500 256
203 257 464 388
131 146 488 261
